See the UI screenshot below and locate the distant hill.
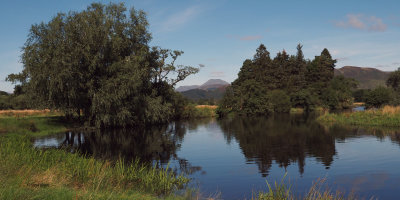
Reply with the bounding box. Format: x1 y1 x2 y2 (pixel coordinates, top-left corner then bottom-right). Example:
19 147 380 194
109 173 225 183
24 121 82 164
177 79 230 101
175 85 199 92
176 79 229 92
334 66 391 89
181 88 227 101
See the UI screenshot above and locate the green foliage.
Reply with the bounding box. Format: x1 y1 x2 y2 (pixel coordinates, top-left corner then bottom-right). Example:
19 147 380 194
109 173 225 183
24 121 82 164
386 67 400 92
0 93 11 110
352 89 370 102
0 88 30 110
218 43 347 116
290 89 318 112
364 86 393 108
268 90 291 113
7 3 198 128
321 76 357 110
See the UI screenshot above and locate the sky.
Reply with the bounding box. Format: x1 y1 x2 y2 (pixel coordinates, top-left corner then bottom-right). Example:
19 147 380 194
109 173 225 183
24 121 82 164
1 0 400 92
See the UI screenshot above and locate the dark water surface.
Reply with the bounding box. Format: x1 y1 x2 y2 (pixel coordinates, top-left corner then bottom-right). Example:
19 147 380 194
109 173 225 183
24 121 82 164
34 114 400 199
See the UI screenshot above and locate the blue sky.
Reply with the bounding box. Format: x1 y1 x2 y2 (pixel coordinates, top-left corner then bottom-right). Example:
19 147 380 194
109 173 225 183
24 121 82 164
1 0 399 92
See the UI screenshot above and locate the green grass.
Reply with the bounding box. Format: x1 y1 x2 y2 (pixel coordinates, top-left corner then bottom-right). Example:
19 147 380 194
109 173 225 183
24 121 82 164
0 116 68 137
0 115 190 200
254 175 356 200
317 109 400 127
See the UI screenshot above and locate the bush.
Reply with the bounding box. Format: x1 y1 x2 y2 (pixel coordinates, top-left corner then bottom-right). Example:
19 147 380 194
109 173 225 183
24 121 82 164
353 89 369 102
321 76 356 110
268 90 291 113
364 86 393 108
290 89 318 112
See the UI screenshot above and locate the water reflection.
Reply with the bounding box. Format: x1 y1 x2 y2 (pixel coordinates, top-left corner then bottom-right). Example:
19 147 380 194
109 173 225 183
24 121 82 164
34 115 400 199
35 119 213 175
218 114 336 176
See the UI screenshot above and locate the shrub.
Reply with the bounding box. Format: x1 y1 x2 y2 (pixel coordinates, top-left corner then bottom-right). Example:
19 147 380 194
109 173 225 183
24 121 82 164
364 86 393 108
268 90 291 113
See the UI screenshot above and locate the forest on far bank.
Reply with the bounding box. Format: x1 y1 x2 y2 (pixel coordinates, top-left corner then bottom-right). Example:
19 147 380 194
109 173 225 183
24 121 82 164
217 44 400 116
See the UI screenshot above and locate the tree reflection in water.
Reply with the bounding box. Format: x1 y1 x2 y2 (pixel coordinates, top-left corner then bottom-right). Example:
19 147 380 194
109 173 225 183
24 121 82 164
40 115 400 179
218 114 336 176
58 119 213 175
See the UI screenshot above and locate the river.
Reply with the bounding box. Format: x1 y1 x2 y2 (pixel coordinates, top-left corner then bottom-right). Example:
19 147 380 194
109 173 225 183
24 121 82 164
34 114 400 199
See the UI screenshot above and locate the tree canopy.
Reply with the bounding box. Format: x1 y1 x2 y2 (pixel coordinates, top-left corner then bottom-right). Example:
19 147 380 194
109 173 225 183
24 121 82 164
217 44 356 116
7 3 198 128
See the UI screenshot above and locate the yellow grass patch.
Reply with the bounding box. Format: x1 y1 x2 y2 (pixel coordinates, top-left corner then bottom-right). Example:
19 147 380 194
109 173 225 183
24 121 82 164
195 105 217 109
0 109 57 117
353 102 365 106
381 105 400 115
25 168 67 188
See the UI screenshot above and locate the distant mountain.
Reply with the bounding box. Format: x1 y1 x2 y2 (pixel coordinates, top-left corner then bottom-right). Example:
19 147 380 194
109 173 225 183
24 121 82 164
334 66 391 89
175 85 200 92
176 79 229 92
177 79 230 101
181 88 227 101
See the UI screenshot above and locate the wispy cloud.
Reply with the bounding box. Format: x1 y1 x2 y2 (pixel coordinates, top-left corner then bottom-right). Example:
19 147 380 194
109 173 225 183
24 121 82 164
159 5 203 32
337 57 349 61
210 71 225 77
239 35 263 41
334 14 387 32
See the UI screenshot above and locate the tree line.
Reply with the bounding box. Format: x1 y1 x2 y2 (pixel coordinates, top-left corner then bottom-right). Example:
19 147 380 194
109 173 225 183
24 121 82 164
217 44 358 116
353 68 400 108
6 3 197 128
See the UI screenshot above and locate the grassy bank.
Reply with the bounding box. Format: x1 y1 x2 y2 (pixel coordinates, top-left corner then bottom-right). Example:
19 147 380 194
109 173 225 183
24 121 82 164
0 114 189 200
317 105 400 127
181 105 217 119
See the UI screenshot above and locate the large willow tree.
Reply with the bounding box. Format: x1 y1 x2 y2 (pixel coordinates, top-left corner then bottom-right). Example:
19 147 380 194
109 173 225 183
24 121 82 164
7 3 198 128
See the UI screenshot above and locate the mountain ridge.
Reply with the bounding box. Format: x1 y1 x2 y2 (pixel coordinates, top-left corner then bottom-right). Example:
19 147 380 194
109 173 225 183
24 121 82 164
334 66 391 89
176 79 229 92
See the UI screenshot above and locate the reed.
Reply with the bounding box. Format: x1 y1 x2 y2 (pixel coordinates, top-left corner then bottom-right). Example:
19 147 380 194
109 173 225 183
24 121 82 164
254 177 356 200
0 135 189 199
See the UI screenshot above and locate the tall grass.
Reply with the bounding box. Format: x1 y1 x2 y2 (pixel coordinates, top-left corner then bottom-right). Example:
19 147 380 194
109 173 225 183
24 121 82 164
0 114 190 199
254 176 356 200
0 135 189 199
181 105 216 119
317 106 400 127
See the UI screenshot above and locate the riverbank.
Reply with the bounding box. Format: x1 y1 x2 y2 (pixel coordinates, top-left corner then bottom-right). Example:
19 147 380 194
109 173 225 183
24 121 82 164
1 110 369 200
317 105 400 127
0 113 189 200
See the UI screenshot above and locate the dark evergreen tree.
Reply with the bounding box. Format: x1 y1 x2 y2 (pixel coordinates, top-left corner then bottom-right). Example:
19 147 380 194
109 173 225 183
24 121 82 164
219 44 354 116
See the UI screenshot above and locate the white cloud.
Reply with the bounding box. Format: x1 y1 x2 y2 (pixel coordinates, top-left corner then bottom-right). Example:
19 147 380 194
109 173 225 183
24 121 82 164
334 14 387 32
159 5 202 32
210 71 225 77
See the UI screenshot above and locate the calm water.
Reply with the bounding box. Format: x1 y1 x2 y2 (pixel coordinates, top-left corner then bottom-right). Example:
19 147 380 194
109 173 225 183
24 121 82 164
34 114 400 199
